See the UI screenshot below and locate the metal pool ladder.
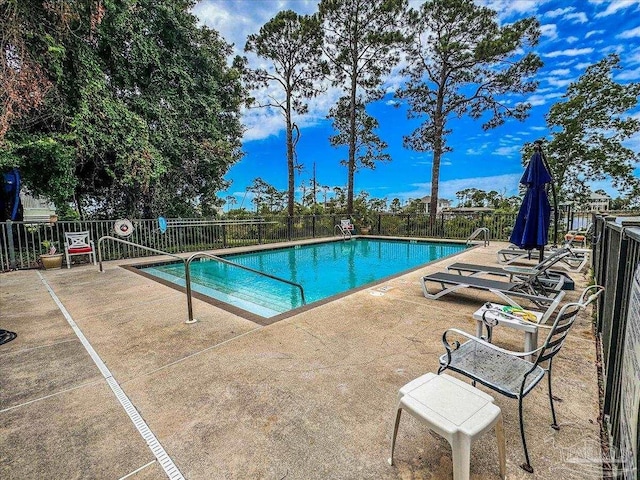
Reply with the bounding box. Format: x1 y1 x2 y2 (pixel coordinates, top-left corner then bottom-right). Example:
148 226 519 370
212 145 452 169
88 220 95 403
466 227 490 247
335 223 353 240
97 236 306 324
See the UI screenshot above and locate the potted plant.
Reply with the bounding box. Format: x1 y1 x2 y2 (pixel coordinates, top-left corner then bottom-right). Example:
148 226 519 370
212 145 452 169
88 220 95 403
40 241 64 269
356 210 376 235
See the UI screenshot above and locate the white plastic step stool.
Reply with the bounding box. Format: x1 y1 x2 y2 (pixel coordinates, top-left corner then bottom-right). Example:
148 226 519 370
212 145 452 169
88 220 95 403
389 372 506 480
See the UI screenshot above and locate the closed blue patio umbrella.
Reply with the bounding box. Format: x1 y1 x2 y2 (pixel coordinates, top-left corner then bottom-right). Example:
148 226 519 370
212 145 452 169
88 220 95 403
510 143 554 255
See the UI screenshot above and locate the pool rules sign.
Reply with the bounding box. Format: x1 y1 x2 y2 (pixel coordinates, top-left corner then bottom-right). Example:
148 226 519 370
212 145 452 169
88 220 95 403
620 266 640 479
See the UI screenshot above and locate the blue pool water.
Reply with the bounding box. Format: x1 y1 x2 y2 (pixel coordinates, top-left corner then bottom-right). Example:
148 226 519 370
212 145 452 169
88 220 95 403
140 239 466 318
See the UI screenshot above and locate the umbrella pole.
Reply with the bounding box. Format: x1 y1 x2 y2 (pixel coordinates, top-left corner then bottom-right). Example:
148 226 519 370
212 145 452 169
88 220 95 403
536 141 559 248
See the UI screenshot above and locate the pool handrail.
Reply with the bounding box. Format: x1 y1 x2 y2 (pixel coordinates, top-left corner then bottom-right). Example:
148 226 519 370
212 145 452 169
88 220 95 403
185 252 306 323
335 223 352 240
97 235 186 272
98 236 305 323
466 227 490 247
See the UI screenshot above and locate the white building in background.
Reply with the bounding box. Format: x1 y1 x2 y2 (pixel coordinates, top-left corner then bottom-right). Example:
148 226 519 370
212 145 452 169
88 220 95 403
418 196 453 213
586 192 610 212
20 193 56 222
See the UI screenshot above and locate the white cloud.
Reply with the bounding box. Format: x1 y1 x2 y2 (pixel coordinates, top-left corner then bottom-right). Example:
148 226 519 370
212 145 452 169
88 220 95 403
585 29 605 38
616 66 640 81
595 0 640 18
617 26 640 39
540 24 558 40
478 0 545 17
546 77 573 88
494 145 520 156
242 80 343 141
545 7 574 18
525 91 566 107
628 48 640 64
526 95 549 107
565 12 588 23
390 173 523 201
544 47 594 58
549 68 571 76
566 36 579 44
192 1 318 55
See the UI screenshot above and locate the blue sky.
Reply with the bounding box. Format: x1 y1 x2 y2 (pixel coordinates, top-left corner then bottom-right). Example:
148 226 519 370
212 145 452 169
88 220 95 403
192 0 640 208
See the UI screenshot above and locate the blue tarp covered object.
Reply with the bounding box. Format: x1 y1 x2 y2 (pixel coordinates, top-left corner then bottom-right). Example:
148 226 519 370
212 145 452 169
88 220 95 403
509 150 552 250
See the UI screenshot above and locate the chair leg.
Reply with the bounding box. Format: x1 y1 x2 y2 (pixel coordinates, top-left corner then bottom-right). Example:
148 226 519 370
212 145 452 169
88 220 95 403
547 366 560 430
518 396 534 473
389 406 402 466
495 414 506 479
451 435 471 480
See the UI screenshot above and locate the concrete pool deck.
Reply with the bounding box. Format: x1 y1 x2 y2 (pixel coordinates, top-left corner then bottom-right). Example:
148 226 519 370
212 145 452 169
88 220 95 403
1 240 604 479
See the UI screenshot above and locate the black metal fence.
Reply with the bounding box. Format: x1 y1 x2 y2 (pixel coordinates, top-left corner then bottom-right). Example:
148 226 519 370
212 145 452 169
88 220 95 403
593 214 640 476
0 209 600 272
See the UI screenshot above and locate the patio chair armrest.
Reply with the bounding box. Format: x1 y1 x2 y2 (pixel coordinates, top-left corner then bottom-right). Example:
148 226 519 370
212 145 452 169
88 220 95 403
441 328 542 358
579 285 605 306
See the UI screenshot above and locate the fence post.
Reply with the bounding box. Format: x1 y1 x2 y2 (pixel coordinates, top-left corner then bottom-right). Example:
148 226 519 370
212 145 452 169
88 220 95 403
312 215 316 238
258 221 263 244
287 216 293 241
6 221 16 270
377 214 381 235
222 224 227 248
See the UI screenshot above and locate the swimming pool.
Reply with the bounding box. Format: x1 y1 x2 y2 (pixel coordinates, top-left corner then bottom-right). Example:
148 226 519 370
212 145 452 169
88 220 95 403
137 238 466 319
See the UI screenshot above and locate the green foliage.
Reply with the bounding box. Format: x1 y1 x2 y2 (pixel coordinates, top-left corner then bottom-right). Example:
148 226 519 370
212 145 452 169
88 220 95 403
320 0 407 213
245 10 326 216
0 133 76 206
329 96 391 171
247 177 287 213
1 0 244 218
455 188 520 211
398 0 541 219
534 54 640 202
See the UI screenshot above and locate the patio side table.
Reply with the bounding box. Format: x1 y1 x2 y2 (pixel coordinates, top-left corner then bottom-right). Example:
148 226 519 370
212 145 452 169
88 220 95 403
389 372 506 480
473 303 543 362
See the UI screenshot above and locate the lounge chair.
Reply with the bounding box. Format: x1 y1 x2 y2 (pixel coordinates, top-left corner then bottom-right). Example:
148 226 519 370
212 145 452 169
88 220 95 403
497 245 590 273
448 248 573 291
421 271 566 314
564 223 593 248
437 285 603 473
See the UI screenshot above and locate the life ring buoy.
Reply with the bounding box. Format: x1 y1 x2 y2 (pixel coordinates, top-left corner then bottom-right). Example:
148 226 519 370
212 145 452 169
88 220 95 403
114 219 134 237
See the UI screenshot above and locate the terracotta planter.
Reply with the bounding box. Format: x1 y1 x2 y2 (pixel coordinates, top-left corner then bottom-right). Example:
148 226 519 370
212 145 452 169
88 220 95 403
359 227 370 235
40 253 64 269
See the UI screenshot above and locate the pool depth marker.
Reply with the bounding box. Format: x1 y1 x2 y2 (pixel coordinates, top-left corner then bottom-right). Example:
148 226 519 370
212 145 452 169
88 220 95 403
37 272 185 480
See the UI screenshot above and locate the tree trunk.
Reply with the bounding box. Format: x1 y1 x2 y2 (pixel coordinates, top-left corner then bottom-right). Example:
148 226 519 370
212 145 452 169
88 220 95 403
347 76 357 215
347 8 358 215
286 89 295 217
430 97 445 226
430 147 441 222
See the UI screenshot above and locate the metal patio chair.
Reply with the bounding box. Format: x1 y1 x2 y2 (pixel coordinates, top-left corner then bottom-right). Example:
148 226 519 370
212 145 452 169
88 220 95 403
437 285 604 473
